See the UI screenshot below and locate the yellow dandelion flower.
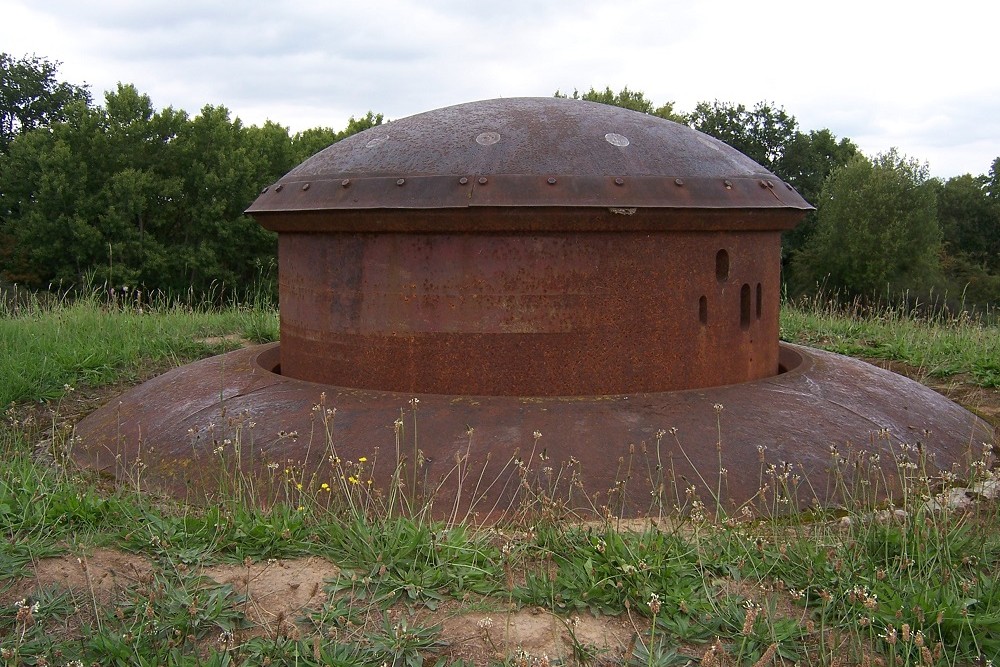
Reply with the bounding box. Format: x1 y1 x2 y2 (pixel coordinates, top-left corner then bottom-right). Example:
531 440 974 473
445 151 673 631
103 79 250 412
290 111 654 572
321 483 330 490
348 476 359 485
358 457 368 463
296 483 303 490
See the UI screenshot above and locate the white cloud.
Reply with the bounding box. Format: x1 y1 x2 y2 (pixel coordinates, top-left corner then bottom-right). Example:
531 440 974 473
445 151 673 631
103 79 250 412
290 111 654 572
2 0 997 177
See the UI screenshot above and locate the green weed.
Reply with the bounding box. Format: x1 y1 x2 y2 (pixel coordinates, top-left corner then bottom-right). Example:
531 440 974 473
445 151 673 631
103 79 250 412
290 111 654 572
782 290 1000 388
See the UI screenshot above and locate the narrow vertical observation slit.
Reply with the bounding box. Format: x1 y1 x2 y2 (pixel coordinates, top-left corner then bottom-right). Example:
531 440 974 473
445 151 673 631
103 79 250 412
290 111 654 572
740 283 751 330
715 249 729 281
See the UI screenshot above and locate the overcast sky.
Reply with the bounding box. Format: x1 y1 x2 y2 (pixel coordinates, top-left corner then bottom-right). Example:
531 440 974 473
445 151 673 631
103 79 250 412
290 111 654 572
3 0 998 179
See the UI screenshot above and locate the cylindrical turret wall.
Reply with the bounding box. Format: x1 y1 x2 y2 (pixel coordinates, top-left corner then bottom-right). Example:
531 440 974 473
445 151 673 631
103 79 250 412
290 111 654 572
276 225 783 395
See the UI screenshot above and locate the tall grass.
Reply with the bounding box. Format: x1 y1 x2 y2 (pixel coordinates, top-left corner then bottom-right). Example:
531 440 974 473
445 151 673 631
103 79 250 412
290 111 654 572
0 284 278 405
782 290 1000 388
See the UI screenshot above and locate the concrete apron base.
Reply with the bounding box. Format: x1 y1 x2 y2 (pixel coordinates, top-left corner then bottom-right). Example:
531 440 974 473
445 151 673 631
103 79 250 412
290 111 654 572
72 343 995 518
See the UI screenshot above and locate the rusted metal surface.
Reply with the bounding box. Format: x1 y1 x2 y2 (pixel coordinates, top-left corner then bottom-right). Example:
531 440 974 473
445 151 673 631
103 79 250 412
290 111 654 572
255 207 805 234
247 97 810 394
247 98 812 213
70 97 996 517
72 343 996 516
251 174 811 213
278 229 784 395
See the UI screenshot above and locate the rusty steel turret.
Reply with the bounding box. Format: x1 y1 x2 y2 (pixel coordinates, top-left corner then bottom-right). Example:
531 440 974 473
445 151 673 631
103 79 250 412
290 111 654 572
248 98 810 395
74 98 994 515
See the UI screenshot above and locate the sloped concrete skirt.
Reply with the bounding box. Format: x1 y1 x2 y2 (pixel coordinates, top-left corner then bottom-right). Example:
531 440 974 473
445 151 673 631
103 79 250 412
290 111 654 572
72 343 995 517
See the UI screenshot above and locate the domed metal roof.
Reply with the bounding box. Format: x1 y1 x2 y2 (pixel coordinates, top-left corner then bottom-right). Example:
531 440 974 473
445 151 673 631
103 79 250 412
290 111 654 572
247 97 812 214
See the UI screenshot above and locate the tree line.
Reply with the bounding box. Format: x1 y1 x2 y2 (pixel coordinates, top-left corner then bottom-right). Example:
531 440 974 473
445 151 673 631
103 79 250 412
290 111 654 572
0 54 380 296
2 55 998 309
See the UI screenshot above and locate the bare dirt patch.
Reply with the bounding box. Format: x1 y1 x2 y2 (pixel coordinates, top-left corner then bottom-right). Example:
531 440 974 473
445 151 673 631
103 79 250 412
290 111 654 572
194 333 251 349
3 549 642 665
0 547 153 609
201 556 340 636
437 605 639 665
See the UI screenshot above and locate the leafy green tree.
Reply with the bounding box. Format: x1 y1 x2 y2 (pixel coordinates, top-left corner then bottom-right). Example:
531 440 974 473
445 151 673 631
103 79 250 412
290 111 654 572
0 84 290 293
292 110 384 162
789 150 942 297
143 103 281 293
1 85 181 286
554 86 683 122
775 128 860 262
989 157 1000 201
777 129 859 209
0 54 90 272
97 86 187 284
687 100 798 170
937 173 998 272
0 53 90 154
931 163 1000 307
0 112 103 285
0 73 386 295
291 126 338 163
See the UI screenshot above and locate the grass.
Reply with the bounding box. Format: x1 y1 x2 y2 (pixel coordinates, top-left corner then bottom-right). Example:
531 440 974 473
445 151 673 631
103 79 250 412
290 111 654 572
0 288 998 665
781 291 1000 388
0 285 279 405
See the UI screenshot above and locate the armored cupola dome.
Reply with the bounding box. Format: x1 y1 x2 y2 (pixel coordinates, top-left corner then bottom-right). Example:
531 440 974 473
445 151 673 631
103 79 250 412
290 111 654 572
247 97 812 396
